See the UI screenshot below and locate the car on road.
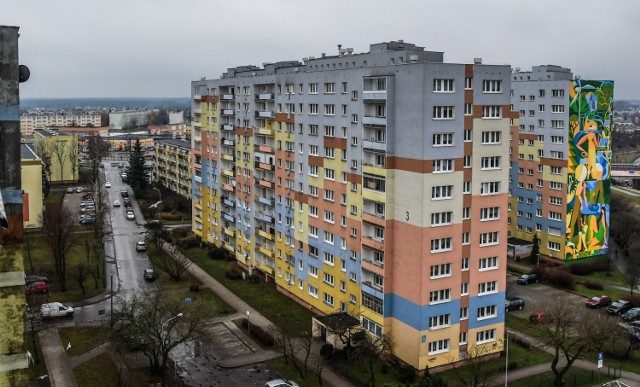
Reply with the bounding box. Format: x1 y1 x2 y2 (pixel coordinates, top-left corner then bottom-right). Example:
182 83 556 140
25 275 49 286
136 241 146 251
608 300 633 315
143 268 156 281
105 181 111 188
66 187 74 194
79 217 95 225
264 379 300 387
586 295 612 308
622 308 640 322
120 189 128 197
41 302 74 319
505 297 525 311
118 163 124 168
113 200 121 207
25 281 49 295
529 311 554 324
517 273 538 285
123 197 131 205
76 186 83 193
126 210 135 220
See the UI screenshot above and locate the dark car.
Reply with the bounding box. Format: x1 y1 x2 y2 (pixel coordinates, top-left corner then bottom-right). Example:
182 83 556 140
517 273 538 285
608 300 633 315
66 187 74 194
529 311 554 324
25 275 49 286
586 295 612 308
143 268 156 281
144 220 162 229
26 281 49 295
120 189 128 197
505 297 525 311
79 217 96 225
622 308 640 322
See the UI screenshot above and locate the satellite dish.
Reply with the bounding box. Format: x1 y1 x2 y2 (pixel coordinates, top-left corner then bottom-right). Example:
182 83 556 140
19 65 30 83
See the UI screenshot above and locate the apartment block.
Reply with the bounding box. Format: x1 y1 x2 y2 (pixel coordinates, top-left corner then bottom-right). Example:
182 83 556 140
33 128 79 184
153 138 192 198
21 144 43 228
508 66 613 262
20 111 101 136
191 41 510 370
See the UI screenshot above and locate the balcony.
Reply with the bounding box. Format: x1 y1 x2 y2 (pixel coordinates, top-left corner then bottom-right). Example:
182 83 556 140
362 116 387 126
362 212 385 227
362 90 387 102
223 228 235 238
362 236 385 251
221 211 235 223
222 197 235 207
221 153 235 162
222 138 235 146
254 211 274 223
258 196 274 206
362 138 387 152
222 124 234 131
193 94 202 101
257 93 274 100
256 127 274 136
362 281 384 298
193 109 202 115
258 245 275 259
223 242 235 253
258 179 274 189
255 111 275 119
255 161 275 171
222 183 234 192
222 168 234 177
221 94 234 100
254 144 274 153
257 228 274 241
221 109 234 116
362 259 384 276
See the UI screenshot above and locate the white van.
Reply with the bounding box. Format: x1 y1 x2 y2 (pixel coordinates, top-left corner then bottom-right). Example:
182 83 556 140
41 302 74 319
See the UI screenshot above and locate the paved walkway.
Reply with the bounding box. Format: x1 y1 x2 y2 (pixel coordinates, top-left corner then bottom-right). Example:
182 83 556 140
38 328 78 387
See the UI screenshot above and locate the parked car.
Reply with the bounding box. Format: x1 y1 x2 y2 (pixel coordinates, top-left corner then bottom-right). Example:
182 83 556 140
25 274 49 286
123 197 131 205
622 308 640 322
608 300 633 315
586 295 612 308
517 273 538 285
505 297 525 311
126 210 135 220
66 187 74 194
120 189 128 197
144 220 162 229
113 200 121 207
529 311 554 324
41 302 74 319
75 186 83 193
118 163 124 168
105 181 111 188
143 268 156 281
79 217 95 225
264 379 299 387
136 241 146 251
25 281 49 295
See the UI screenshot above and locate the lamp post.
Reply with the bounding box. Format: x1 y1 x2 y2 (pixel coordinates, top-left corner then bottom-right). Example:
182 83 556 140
153 187 162 220
161 313 183 345
505 331 514 387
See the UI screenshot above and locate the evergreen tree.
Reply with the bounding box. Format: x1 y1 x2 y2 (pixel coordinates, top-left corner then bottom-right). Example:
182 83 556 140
126 139 150 191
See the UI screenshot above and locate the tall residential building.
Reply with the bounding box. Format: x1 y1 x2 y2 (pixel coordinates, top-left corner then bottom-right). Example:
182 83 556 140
191 41 511 370
508 66 613 262
0 25 29 386
20 111 101 136
153 138 192 198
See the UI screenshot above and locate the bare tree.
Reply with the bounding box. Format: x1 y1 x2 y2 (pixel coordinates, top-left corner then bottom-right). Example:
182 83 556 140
150 242 192 281
308 353 325 386
351 330 394 387
610 194 640 256
33 140 52 197
75 263 90 295
626 266 640 295
39 204 77 291
109 288 213 375
51 139 70 182
448 344 497 387
24 228 36 273
86 135 110 181
68 143 78 183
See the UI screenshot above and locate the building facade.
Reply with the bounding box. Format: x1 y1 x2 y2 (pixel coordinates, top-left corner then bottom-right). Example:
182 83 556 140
33 128 79 184
20 111 101 136
21 144 43 228
191 41 510 370
153 138 192 198
109 110 150 130
508 66 613 262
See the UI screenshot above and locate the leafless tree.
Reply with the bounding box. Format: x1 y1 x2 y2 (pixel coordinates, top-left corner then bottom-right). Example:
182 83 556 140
75 263 90 295
626 266 640 295
108 288 213 375
86 135 110 181
448 344 497 387
39 204 77 291
610 194 640 256
33 140 52 197
68 143 78 183
308 353 325 386
51 139 70 182
150 242 192 281
351 330 394 387
24 228 36 273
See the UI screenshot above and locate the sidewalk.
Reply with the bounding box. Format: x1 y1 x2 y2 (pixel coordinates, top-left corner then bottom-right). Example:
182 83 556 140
38 328 78 387
161 241 355 387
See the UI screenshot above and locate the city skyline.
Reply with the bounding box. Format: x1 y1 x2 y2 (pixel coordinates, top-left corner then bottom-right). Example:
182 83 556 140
2 0 639 99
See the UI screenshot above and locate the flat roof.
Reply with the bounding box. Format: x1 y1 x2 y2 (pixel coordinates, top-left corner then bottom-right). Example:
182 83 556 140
508 237 533 246
156 138 190 149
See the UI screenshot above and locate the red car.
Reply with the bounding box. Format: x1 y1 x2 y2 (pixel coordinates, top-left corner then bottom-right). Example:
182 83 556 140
586 295 612 308
25 281 49 295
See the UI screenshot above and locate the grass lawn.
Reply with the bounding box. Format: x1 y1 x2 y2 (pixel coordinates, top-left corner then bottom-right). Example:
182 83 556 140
572 282 631 301
26 332 48 381
267 358 323 387
183 246 315 334
58 326 110 357
44 188 65 205
170 287 235 316
129 367 175 387
73 352 121 387
572 265 628 287
516 368 614 386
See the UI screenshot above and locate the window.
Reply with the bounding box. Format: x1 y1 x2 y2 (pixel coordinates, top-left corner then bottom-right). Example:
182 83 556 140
430 263 452 278
351 90 358 100
433 79 454 92
464 156 472 168
431 237 452 253
428 314 451 329
550 151 564 159
324 104 335 116
308 265 318 278
480 207 500 221
362 317 382 337
460 307 468 320
309 226 318 238
462 257 469 271
363 175 385 192
324 125 335 137
309 83 318 94
308 284 318 298
433 133 454 146
362 293 383 314
460 332 468 345
429 288 451 304
433 106 454 119
322 292 334 306
432 185 453 200
309 185 318 197
481 131 501 144
551 120 565 129
324 210 335 223
431 211 453 226
482 106 502 119
480 232 499 246
462 232 470 245
309 165 318 177
309 104 319 115
464 129 472 142
550 166 563 174
433 159 454 173
552 89 565 98
323 252 334 266
428 339 450 355
551 105 565 113
479 256 498 270
309 245 318 258
324 231 335 244
465 77 473 89
364 77 386 91
551 136 564 144
549 211 562 221
549 196 563 205
482 80 502 93
324 189 335 201
350 294 357 304
548 241 561 251
464 103 472 116
478 281 497 295
463 207 470 219
476 329 497 345
539 119 545 127
481 156 501 170
481 182 500 195
324 83 335 94
461 282 469 295
323 272 334 286
324 168 335 180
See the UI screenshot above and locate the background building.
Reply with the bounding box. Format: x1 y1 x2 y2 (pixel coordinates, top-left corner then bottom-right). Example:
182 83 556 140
191 41 510 371
33 128 79 184
508 66 613 262
0 24 29 386
20 111 101 136
153 138 191 198
21 144 43 228
109 110 150 130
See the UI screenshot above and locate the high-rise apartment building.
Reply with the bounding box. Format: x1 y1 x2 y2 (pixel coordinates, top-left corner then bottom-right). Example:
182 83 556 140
191 41 511 370
508 66 613 262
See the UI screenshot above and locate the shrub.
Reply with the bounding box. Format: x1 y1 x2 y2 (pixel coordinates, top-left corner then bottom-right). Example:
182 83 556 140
189 284 200 292
398 364 416 384
507 361 518 370
569 262 597 276
225 267 242 280
546 269 575 290
584 281 604 290
240 318 274 347
320 343 335 359
531 266 548 281
172 227 190 239
208 247 226 260
627 294 640 307
513 336 531 350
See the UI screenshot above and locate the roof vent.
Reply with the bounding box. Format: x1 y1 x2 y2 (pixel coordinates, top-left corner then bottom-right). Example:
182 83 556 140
474 58 482 64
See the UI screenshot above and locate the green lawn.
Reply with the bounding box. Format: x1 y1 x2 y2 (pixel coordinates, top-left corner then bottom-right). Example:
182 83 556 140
44 188 65 205
572 282 631 301
267 358 323 387
171 287 234 316
183 247 315 333
515 368 614 386
73 352 121 387
573 265 628 287
58 326 110 357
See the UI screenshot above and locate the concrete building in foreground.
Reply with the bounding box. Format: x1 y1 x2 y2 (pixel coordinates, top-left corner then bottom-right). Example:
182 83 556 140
508 66 613 263
153 138 192 199
191 41 511 370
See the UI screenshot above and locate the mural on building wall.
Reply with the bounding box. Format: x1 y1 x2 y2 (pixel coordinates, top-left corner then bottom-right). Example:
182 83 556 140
566 80 614 260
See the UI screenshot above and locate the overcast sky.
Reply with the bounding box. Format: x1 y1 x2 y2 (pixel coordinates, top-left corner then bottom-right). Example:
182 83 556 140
3 0 638 99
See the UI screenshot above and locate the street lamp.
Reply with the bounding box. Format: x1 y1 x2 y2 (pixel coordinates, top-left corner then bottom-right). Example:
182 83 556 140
505 331 514 386
161 313 183 344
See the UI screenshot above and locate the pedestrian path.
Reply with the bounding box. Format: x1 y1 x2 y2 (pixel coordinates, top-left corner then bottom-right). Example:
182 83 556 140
38 328 78 387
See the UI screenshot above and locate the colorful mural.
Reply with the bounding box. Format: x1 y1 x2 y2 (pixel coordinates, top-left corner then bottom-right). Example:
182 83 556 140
566 80 614 260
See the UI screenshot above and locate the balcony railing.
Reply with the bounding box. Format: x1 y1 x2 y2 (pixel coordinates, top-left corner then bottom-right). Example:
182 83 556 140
221 109 234 116
222 124 234 131
255 111 275 118
255 161 275 171
257 93 274 100
221 94 234 100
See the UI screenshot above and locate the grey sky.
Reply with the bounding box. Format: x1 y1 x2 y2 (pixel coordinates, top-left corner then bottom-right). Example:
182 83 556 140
3 0 638 99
